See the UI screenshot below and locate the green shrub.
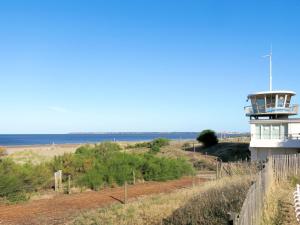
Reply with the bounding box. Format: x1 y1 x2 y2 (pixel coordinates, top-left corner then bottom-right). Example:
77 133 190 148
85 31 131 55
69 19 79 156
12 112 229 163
151 138 170 148
197 130 218 147
74 145 194 187
75 145 95 155
51 153 80 178
126 142 151 149
94 142 121 158
142 154 194 181
0 141 194 202
149 144 161 154
0 159 52 203
77 167 104 191
125 138 169 150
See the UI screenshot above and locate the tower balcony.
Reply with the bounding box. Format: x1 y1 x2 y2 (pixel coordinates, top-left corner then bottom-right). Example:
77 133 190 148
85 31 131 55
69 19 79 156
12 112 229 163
244 104 299 116
245 90 298 117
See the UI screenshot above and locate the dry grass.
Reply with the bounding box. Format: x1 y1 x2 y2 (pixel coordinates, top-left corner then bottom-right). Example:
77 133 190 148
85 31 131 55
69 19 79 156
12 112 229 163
220 161 260 177
70 176 251 225
163 176 252 225
261 181 298 225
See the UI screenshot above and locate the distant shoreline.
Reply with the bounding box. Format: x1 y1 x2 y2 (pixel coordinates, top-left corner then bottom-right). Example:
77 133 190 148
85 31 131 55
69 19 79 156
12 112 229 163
4 139 196 149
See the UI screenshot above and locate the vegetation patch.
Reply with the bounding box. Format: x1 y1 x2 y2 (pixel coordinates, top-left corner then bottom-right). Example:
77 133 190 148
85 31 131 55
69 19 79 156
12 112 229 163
52 142 193 189
198 142 250 162
163 176 251 225
0 158 52 203
126 138 170 154
0 142 193 203
261 176 300 225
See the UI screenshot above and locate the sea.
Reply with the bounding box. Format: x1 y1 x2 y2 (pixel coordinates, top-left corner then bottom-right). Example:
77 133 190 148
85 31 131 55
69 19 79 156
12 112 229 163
0 132 248 146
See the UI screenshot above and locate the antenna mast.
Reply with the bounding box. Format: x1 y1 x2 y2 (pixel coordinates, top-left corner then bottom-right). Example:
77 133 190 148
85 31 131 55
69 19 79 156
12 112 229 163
263 47 273 91
269 48 272 91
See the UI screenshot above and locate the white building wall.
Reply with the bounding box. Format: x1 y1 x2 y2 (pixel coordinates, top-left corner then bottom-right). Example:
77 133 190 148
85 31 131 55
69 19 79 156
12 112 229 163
249 120 300 161
250 124 256 137
289 123 300 138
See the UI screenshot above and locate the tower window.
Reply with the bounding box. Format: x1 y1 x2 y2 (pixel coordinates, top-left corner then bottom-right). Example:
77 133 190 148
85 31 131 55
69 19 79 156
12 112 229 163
254 124 287 140
277 95 285 108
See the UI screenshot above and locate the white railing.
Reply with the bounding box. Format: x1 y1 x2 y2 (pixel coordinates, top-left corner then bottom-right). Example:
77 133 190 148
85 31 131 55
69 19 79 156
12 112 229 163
293 184 300 222
244 104 299 115
252 133 300 140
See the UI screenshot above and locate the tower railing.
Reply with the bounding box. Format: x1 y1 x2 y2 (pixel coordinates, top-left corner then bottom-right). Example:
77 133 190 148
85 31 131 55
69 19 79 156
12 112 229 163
252 133 300 140
244 104 299 115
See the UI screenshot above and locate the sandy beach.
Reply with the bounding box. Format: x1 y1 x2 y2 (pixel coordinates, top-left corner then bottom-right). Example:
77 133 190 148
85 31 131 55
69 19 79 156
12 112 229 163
3 139 195 164
4 143 82 164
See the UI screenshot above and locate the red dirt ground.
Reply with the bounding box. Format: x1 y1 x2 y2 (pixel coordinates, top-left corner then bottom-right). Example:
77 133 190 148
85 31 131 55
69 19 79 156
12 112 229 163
0 177 206 225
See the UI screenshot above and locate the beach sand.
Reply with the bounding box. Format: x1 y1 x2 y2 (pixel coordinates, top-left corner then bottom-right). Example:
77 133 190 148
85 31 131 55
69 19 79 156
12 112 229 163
5 143 82 164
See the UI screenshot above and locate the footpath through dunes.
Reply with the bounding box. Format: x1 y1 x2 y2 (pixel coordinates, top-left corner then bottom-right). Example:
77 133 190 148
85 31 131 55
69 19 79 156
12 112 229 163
0 176 208 225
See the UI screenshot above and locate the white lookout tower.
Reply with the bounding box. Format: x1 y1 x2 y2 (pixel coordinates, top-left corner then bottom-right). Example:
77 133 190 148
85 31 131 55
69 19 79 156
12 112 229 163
245 51 300 161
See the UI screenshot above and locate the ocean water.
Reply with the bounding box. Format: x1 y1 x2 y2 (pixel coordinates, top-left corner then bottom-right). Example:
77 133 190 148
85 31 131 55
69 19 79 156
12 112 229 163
0 133 200 146
0 132 248 146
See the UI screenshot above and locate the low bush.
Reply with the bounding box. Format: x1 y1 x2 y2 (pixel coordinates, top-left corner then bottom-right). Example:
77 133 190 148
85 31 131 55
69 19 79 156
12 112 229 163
151 138 170 148
125 142 151 149
0 159 52 203
125 138 170 154
125 138 170 150
52 142 193 189
149 144 160 154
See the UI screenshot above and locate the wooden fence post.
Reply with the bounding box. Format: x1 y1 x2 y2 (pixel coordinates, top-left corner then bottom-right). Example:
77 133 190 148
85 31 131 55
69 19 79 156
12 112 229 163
68 175 71 194
124 181 128 204
133 170 136 185
54 170 62 192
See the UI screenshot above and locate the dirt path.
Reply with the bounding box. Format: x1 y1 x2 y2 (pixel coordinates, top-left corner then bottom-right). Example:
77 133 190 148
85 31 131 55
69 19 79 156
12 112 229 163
0 177 206 225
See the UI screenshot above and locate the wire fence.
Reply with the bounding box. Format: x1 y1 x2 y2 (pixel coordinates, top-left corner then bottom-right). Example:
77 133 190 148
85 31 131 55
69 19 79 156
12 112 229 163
53 170 211 205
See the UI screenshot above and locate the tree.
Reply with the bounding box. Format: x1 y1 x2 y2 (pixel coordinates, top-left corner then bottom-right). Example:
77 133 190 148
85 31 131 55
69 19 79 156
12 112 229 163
197 130 218 147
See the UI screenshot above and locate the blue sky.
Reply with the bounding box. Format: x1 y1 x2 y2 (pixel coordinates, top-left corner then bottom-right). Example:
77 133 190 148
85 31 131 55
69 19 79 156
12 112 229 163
1 0 300 134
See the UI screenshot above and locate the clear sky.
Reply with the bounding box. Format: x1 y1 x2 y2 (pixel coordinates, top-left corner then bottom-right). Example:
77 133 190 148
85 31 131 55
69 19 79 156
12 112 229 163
1 0 300 134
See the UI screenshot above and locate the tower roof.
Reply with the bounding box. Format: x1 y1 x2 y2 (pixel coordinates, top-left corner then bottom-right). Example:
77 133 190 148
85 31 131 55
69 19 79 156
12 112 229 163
247 90 296 99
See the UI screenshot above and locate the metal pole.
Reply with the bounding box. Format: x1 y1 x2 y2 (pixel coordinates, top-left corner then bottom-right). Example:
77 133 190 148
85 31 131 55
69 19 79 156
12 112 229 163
270 50 272 91
193 142 196 188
